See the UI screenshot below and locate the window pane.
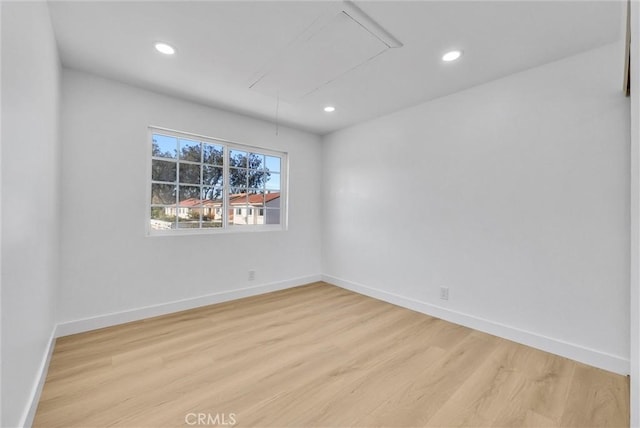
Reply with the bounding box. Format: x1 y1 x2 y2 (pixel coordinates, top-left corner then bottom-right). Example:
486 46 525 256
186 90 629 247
202 206 223 228
256 207 265 224
265 155 281 173
265 173 280 191
202 186 223 202
152 134 177 159
202 220 222 228
265 208 281 225
179 185 201 202
248 169 269 189
150 207 176 230
151 183 176 205
179 139 201 162
229 187 247 195
247 191 265 206
203 143 223 165
179 163 201 185
230 188 248 206
178 208 201 229
152 159 176 182
229 187 247 226
203 166 223 187
265 191 281 209
248 153 265 170
229 168 247 187
245 208 260 225
230 150 247 168
230 206 251 225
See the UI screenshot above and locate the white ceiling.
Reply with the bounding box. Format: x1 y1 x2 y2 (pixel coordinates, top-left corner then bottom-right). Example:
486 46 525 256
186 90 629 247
48 1 625 135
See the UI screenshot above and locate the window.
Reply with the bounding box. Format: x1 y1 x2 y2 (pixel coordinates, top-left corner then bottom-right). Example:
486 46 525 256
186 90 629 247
148 127 286 234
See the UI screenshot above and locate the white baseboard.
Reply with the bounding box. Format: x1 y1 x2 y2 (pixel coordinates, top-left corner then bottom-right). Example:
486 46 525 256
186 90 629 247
323 274 630 376
56 275 321 337
20 325 57 428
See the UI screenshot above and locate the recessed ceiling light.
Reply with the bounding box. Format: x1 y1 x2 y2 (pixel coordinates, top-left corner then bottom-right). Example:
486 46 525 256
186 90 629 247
442 50 462 62
324 106 336 113
154 42 175 55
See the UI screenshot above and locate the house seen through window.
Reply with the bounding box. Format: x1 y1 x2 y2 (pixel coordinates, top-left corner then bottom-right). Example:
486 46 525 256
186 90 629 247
149 128 286 234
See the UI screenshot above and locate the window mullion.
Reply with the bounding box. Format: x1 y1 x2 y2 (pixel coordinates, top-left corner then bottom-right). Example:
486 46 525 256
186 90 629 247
175 143 180 230
199 141 203 229
223 145 229 229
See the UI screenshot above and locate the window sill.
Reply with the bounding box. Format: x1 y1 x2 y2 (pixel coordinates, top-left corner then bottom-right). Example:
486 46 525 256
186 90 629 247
146 224 287 237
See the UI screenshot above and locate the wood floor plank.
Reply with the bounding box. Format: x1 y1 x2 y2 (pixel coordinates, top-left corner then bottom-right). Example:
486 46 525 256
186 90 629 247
426 338 578 427
560 363 629 427
354 331 499 427
523 410 559 428
33 282 630 428
425 340 528 427
238 317 447 427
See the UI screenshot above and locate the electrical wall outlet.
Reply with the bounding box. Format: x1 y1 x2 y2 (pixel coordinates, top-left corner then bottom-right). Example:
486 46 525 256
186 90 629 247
248 270 256 281
439 286 449 300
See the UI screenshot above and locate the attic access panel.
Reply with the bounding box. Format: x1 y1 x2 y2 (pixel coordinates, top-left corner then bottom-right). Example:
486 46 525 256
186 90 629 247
250 10 391 101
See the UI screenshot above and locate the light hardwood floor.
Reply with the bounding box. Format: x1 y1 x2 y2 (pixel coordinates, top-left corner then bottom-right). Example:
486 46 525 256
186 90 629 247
34 282 629 427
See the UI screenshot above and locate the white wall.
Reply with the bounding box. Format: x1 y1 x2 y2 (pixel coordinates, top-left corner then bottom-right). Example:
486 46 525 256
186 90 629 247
58 70 322 327
1 4 4 424
630 1 639 425
322 43 630 374
1 2 61 427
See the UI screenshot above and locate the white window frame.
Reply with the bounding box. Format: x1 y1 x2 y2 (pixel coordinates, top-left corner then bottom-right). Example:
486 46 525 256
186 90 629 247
146 126 288 236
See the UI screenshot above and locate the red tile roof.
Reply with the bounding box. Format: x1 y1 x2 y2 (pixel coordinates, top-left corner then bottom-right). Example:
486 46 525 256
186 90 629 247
177 198 204 207
230 192 280 206
177 193 279 207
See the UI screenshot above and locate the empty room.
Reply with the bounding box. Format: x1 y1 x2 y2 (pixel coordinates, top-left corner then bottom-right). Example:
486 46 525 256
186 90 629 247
2 0 640 427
